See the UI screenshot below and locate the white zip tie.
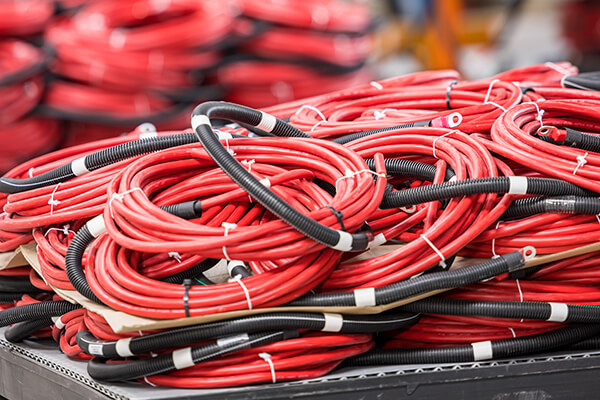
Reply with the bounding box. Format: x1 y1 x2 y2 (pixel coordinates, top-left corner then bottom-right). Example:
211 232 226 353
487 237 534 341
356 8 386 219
516 279 524 323
335 169 386 192
224 136 235 156
508 327 517 338
370 81 383 90
44 224 74 237
241 160 256 202
573 152 588 175
259 352 277 383
522 101 546 127
295 105 327 122
109 187 147 219
310 119 327 132
232 274 252 310
221 222 237 261
168 252 182 263
432 130 457 159
48 184 61 216
544 62 573 76
491 221 502 258
373 108 397 121
28 168 34 178
482 79 507 112
143 377 157 387
420 234 446 268
596 214 600 225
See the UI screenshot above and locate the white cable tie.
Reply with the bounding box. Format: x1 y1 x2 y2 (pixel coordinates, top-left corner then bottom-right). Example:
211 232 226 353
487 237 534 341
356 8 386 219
335 169 386 192
491 221 502 258
547 302 569 322
259 352 277 383
544 61 573 77
232 275 252 310
294 105 327 122
370 81 383 90
310 119 327 132
44 224 74 238
485 101 507 112
322 313 344 332
48 184 61 216
471 341 493 361
508 176 528 195
596 214 600 225
353 287 376 307
215 129 233 140
86 214 107 238
28 168 34 178
373 108 397 121
483 79 499 104
221 222 237 261
115 338 134 357
508 327 517 338
109 188 147 219
400 205 417 214
191 114 212 131
260 178 271 188
573 152 588 175
168 252 182 263
522 101 546 127
172 347 195 370
143 377 157 387
224 136 236 156
432 130 457 159
241 159 255 173
516 279 524 322
420 234 446 268
256 111 278 133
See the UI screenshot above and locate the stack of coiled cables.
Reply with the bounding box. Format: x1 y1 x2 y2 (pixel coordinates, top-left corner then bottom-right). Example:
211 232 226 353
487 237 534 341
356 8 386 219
3 62 600 388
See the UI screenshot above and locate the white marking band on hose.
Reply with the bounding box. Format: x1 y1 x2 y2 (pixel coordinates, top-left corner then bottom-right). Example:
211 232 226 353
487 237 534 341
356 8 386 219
332 231 353 252
115 338 134 357
322 313 344 332
354 288 376 307
508 176 528 195
139 132 158 139
86 215 106 238
471 341 493 361
54 317 64 330
88 344 104 356
172 347 195 370
216 333 250 348
71 157 89 177
227 260 245 276
191 114 212 131
256 111 277 133
547 302 569 322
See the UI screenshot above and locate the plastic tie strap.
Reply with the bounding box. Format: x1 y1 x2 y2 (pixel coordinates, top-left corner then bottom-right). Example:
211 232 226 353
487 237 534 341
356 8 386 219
221 222 237 261
420 234 446 268
432 130 457 159
259 352 277 383
109 187 147 219
48 184 61 216
335 169 386 192
169 252 182 263
182 279 192 318
232 274 252 310
573 152 588 175
325 205 345 231
370 81 383 90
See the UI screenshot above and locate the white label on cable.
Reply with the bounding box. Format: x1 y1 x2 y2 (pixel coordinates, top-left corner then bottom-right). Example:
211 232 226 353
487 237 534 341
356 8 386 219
216 333 250 348
53 317 64 330
471 341 493 361
115 338 134 357
256 111 277 133
369 233 387 249
88 344 104 356
71 157 89 177
322 313 344 332
86 214 106 238
172 347 195 370
547 302 569 322
332 231 353 252
354 287 376 307
508 176 528 195
191 114 212 131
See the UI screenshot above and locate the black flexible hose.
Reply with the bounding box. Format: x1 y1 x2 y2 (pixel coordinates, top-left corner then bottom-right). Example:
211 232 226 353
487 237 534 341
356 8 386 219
0 301 80 327
380 176 594 209
289 251 525 307
364 158 455 181
401 297 600 323
502 196 600 219
332 121 431 145
192 101 371 252
0 133 199 194
4 318 54 343
561 128 600 153
346 324 600 365
76 311 419 359
0 276 45 294
87 330 298 381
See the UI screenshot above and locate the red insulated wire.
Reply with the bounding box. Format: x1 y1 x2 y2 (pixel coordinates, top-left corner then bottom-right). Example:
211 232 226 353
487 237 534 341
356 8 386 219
145 332 374 388
238 0 371 33
0 0 54 36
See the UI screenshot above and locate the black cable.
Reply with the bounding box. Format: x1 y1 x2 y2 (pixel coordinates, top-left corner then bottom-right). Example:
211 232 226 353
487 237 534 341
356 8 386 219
0 301 80 327
4 318 54 343
502 196 600 219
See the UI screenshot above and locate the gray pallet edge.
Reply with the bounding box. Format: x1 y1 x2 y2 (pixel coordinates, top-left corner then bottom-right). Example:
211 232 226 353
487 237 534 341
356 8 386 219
2 330 600 400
